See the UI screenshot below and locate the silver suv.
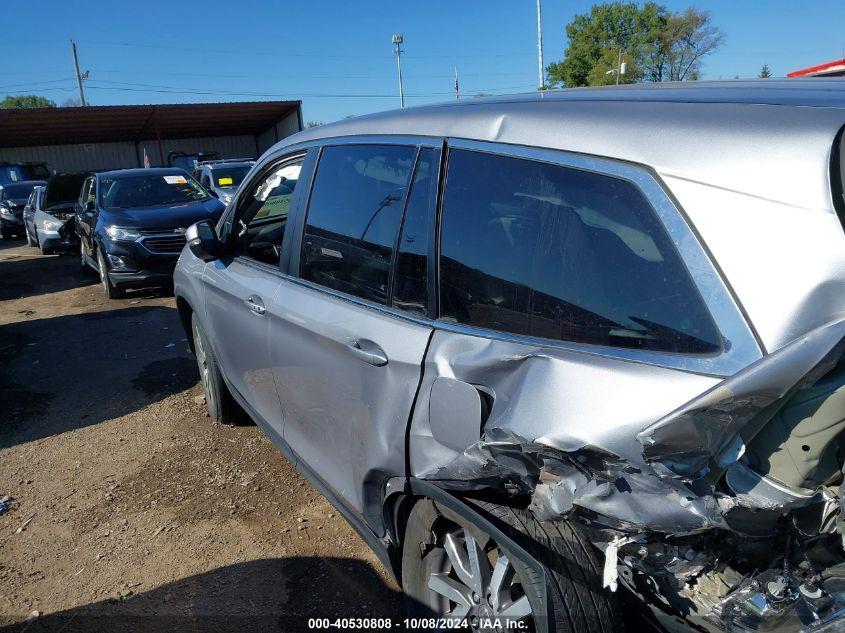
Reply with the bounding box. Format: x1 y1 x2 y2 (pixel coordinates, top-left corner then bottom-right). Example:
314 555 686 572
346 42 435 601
174 80 845 633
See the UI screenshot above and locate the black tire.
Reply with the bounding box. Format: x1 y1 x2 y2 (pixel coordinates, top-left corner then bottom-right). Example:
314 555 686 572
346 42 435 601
26 228 37 247
97 249 125 299
40 242 52 255
190 313 243 425
401 499 623 633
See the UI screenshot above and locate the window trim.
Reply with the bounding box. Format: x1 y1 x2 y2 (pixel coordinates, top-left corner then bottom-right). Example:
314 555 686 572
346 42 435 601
255 134 757 377
217 150 308 270
297 141 421 308
436 138 761 376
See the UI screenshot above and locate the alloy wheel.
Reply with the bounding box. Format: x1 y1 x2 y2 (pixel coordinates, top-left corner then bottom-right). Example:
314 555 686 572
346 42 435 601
426 526 534 632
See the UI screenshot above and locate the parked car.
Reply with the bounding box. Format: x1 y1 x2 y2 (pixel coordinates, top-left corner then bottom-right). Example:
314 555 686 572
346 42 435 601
192 159 255 204
174 80 845 633
77 167 225 298
23 173 87 254
167 151 220 173
0 180 45 239
0 161 51 186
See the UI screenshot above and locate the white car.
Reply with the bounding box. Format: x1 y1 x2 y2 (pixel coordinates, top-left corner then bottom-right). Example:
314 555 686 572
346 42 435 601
23 173 86 254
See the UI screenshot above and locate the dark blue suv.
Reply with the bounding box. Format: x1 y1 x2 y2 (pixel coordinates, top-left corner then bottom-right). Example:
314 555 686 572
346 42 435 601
76 168 226 298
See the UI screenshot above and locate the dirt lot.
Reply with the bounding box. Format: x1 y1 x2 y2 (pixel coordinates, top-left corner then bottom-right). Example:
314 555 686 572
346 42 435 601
0 239 403 632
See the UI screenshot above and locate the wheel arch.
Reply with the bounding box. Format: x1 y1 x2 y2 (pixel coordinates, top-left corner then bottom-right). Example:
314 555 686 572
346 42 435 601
387 479 555 633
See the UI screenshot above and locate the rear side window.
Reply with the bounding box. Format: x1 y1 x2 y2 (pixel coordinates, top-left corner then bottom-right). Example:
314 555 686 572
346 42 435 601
301 144 416 305
438 149 720 354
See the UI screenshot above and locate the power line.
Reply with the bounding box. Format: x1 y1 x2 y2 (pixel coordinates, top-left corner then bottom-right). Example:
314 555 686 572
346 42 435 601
82 80 536 99
0 78 76 90
54 38 534 61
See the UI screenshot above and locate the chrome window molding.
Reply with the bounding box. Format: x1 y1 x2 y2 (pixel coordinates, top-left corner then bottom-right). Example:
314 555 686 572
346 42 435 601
276 272 738 378
442 138 763 376
243 135 761 377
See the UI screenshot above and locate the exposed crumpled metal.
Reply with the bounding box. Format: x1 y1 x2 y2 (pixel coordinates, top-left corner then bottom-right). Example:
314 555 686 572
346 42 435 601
639 319 845 480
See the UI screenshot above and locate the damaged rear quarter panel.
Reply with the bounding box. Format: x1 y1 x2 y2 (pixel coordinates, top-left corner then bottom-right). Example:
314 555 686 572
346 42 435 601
409 328 720 479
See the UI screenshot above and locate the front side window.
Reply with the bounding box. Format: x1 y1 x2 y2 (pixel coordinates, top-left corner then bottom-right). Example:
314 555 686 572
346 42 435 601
301 144 416 305
438 149 720 354
99 174 208 209
78 179 91 205
230 157 303 265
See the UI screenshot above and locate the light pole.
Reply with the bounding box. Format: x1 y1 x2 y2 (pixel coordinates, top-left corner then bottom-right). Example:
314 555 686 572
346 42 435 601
536 0 545 89
392 34 405 108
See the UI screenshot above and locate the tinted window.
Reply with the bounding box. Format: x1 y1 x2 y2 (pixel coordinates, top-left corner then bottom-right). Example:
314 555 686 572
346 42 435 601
2 183 41 200
301 144 416 305
439 150 720 354
6 164 50 182
231 158 303 265
392 149 436 316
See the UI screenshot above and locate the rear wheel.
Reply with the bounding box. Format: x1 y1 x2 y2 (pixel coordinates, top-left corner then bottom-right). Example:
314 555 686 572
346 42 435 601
401 499 623 633
97 249 124 299
191 313 242 424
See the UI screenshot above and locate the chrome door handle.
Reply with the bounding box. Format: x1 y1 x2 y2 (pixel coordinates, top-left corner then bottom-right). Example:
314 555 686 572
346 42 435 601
346 339 388 367
245 295 266 315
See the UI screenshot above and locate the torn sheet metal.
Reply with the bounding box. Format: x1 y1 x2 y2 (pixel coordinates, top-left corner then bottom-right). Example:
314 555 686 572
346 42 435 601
639 319 845 479
421 427 738 533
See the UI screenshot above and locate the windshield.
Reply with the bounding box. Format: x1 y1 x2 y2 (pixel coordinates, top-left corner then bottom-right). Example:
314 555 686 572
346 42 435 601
99 173 209 209
6 164 50 182
212 166 251 189
2 182 42 200
44 174 87 209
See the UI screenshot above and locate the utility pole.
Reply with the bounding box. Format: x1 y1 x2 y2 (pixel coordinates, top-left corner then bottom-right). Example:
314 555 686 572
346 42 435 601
454 67 460 100
70 40 87 106
536 0 545 89
616 47 622 85
392 34 405 108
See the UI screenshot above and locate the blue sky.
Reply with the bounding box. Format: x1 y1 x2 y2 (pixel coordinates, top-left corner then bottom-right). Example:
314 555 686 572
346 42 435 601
7 0 845 123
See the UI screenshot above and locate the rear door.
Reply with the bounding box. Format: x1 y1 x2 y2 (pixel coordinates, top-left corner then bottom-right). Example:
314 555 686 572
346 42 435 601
202 151 308 437
408 140 762 480
268 140 440 526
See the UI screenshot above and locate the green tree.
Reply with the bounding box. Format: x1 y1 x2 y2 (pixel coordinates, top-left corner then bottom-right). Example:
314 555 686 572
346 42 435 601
0 94 56 109
547 2 662 88
547 3 724 88
759 64 772 78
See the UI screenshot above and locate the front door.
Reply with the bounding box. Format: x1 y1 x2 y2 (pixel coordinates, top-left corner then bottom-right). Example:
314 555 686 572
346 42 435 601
269 142 439 524
201 153 306 436
76 177 97 258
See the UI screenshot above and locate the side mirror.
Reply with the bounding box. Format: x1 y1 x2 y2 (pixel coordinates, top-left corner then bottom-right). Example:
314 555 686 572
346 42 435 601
186 220 221 262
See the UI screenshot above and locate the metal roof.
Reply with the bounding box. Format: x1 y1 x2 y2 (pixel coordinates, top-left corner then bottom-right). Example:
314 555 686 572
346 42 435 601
0 100 301 148
279 79 845 214
788 59 845 78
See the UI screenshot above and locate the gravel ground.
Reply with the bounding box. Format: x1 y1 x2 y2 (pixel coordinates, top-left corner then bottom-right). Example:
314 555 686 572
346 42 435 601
0 239 403 632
